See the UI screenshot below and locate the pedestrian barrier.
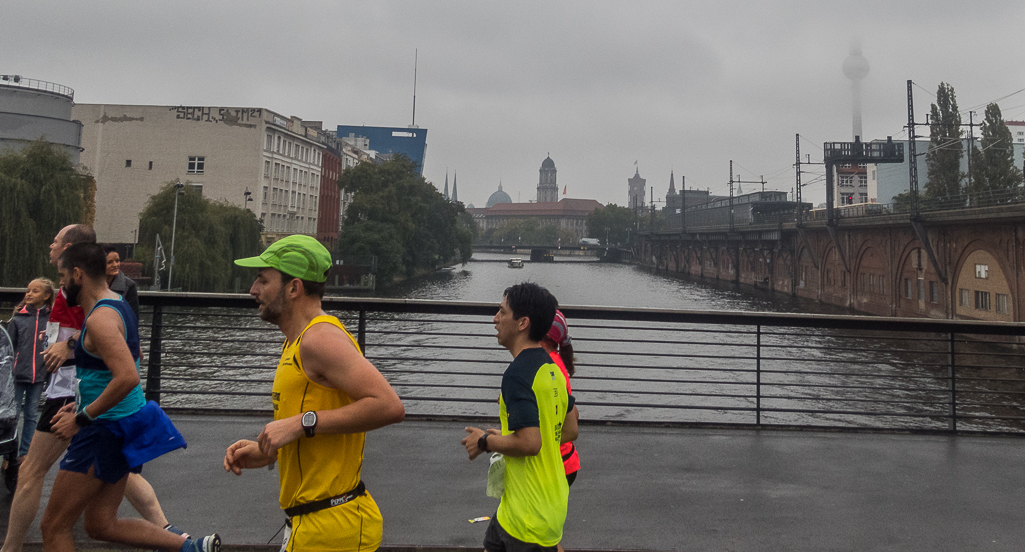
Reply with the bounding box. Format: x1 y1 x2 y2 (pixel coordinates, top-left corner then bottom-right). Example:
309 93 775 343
2 290 1023 435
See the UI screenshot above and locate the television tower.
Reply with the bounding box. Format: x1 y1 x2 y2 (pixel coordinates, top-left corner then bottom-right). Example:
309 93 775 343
843 41 869 140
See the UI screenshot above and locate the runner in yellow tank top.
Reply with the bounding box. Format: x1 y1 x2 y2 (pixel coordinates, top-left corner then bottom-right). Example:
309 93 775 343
273 315 382 551
225 235 405 552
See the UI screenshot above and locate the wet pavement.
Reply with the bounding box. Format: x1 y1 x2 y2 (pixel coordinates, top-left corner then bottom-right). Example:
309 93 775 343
5 414 1025 551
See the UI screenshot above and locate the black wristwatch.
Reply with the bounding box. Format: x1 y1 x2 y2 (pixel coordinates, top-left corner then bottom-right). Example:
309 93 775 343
477 434 489 453
75 411 92 427
301 411 317 437
66 336 78 349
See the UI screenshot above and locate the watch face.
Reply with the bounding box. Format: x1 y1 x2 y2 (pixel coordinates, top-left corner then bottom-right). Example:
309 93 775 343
302 411 316 427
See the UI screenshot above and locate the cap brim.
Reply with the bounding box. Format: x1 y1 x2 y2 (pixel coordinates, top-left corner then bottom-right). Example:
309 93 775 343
234 255 271 268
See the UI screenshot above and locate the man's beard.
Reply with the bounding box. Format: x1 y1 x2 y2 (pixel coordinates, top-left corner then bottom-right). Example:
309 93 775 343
259 286 288 324
64 282 83 307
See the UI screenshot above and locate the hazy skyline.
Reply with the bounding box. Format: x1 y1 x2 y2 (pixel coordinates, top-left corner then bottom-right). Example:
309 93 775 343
5 1 1025 208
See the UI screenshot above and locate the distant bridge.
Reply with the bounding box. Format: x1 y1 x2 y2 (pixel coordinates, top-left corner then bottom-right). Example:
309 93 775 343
638 202 1025 322
472 243 631 262
473 244 605 253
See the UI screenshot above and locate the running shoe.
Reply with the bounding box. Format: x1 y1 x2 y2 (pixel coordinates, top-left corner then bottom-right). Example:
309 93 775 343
180 534 220 552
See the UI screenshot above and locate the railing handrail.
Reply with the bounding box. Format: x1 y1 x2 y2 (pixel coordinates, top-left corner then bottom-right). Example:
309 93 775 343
2 288 1023 336
4 288 1022 434
0 75 74 100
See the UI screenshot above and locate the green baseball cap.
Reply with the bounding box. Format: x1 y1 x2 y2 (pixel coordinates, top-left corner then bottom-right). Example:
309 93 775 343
234 235 332 283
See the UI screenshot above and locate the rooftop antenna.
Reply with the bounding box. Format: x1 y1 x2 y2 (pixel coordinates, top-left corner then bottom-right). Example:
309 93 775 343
411 49 418 128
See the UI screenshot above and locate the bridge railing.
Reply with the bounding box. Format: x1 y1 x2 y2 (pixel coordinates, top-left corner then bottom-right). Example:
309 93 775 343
2 289 1023 435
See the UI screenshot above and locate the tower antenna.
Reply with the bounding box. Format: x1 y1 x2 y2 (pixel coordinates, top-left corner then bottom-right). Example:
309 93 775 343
411 49 418 127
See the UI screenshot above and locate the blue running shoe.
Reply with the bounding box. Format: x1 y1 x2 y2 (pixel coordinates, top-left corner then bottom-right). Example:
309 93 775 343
180 534 220 552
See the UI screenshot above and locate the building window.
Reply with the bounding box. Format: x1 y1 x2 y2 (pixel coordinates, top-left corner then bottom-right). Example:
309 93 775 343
959 288 970 307
264 160 270 178
904 278 913 300
995 293 1010 314
858 175 867 187
125 160 132 168
187 183 203 195
266 134 273 151
148 161 153 170
929 281 939 304
187 156 205 174
840 175 853 186
975 291 991 310
917 278 924 301
263 186 268 203
975 264 988 279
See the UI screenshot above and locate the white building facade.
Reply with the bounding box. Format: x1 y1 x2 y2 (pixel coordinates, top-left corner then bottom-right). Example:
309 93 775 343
73 104 324 244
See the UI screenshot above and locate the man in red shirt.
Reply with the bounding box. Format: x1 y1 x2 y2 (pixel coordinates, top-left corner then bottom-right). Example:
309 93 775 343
1 225 184 552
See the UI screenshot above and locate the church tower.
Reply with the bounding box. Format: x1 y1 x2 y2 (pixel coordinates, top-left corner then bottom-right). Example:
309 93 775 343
628 167 646 215
537 154 558 203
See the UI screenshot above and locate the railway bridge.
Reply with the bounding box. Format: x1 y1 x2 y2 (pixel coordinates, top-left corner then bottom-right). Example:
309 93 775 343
638 203 1025 322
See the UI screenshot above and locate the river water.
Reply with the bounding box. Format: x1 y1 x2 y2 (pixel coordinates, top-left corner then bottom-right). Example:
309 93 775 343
148 253 1023 433
381 252 840 313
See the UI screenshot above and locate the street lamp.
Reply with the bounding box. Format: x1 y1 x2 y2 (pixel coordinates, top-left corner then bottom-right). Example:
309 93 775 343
167 179 185 291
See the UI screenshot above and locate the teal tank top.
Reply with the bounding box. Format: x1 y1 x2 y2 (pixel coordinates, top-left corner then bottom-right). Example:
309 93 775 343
74 297 145 421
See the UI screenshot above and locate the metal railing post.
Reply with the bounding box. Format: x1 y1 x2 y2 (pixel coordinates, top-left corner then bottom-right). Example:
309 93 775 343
756 324 762 426
145 304 163 403
948 332 957 432
357 307 367 355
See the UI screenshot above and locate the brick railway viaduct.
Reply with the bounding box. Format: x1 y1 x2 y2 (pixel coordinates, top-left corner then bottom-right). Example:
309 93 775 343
637 205 1025 323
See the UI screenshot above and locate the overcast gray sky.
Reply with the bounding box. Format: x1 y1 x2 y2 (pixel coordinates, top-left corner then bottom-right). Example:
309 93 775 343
5 0 1025 208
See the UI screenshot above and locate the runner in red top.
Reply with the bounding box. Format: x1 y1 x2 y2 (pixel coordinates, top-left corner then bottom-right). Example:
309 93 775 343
540 310 580 481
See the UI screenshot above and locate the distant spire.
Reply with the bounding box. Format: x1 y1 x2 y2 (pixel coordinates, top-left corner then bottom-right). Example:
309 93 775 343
668 170 676 194
452 171 458 202
444 171 449 200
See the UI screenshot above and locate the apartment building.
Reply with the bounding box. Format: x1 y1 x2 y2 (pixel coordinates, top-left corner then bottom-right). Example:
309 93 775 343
74 104 325 244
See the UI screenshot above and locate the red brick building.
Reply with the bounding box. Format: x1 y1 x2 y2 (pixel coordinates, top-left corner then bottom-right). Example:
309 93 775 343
316 145 343 249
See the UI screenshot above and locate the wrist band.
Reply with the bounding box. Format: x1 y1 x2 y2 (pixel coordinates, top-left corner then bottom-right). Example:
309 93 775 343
477 434 489 452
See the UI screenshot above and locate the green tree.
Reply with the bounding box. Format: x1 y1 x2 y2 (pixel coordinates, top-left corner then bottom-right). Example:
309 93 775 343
136 182 262 292
335 220 404 285
0 141 93 286
924 82 964 199
338 156 471 285
967 102 1024 204
587 204 635 245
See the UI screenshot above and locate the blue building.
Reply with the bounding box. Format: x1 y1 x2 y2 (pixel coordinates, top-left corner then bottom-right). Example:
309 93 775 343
335 125 428 175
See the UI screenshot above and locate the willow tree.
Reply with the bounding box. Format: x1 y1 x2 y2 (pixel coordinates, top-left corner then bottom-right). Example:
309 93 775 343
136 182 262 292
0 141 93 286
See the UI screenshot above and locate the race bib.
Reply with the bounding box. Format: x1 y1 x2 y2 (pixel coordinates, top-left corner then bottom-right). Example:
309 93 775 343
279 522 291 552
45 365 77 400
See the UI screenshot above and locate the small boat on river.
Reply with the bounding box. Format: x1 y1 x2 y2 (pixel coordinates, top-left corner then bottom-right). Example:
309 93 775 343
507 258 524 268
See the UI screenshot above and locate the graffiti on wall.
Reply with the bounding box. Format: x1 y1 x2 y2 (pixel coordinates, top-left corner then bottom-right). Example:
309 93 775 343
169 106 262 128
